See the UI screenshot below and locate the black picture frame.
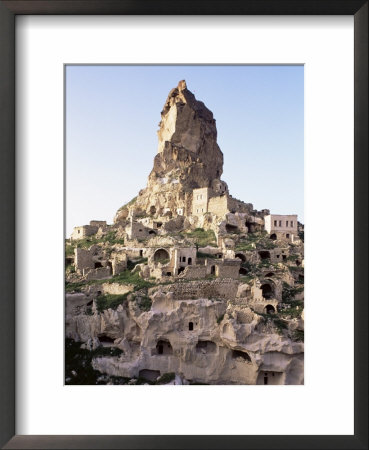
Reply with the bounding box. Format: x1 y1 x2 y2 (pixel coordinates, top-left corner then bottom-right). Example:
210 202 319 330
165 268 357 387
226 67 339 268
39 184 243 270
0 1 367 449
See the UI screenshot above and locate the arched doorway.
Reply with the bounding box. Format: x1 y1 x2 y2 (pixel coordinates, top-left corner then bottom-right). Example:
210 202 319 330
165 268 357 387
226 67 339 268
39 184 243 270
265 304 275 314
154 248 170 263
188 257 192 265
270 233 277 240
235 253 246 262
156 339 173 355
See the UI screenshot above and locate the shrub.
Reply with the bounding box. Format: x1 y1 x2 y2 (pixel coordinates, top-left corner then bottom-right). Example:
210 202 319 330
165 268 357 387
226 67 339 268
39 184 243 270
156 372 175 384
96 293 129 312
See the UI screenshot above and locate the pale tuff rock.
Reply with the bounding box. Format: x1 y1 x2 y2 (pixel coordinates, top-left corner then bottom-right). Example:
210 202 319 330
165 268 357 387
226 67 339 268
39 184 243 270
66 81 304 385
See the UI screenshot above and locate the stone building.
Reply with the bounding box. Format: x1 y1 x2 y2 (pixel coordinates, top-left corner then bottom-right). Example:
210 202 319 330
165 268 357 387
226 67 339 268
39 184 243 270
264 214 298 241
70 220 107 240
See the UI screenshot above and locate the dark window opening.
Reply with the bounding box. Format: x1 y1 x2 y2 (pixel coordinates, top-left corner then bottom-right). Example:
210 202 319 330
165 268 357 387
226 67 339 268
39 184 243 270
156 222 162 228
270 233 277 240
139 250 143 257
298 274 304 283
182 256 186 262
189 322 194 331
166 272 172 276
211 265 216 275
149 205 156 215
264 375 268 385
188 257 192 265
282 255 287 261
217 254 222 259
94 262 103 269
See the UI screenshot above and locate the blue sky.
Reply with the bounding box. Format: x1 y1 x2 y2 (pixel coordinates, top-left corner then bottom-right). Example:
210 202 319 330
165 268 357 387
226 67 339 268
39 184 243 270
66 65 304 236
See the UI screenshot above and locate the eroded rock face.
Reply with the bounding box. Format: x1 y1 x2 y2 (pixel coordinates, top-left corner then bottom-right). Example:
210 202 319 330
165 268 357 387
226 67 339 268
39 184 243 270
115 81 225 222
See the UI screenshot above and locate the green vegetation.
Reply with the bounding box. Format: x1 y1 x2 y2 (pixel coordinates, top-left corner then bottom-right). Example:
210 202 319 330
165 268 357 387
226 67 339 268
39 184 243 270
292 329 304 342
65 338 126 385
156 372 175 384
235 231 278 252
135 295 152 312
182 228 217 247
96 293 130 313
197 251 217 259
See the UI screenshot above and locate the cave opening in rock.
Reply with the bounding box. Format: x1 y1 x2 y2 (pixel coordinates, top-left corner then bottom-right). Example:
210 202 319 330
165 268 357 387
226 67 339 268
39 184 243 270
265 304 275 314
98 334 115 344
149 205 156 215
265 272 274 277
235 253 246 262
261 283 274 299
156 339 173 355
232 350 251 362
178 267 185 275
258 251 271 260
245 220 255 233
239 267 248 276
225 224 238 233
211 265 216 275
296 260 301 266
94 262 103 269
149 230 157 235
196 341 216 354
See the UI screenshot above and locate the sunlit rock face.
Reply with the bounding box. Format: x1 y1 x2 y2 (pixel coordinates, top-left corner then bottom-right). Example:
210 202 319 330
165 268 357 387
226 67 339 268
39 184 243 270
114 80 225 223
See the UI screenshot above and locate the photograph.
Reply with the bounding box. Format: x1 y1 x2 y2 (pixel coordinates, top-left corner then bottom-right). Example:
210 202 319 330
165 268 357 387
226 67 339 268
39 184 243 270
65 65 304 385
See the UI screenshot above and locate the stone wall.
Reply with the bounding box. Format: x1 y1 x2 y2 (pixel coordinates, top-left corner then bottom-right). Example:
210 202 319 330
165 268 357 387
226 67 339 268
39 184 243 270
192 188 210 215
264 214 298 241
178 265 207 280
208 195 229 217
84 267 111 281
70 225 98 240
75 248 94 271
163 279 239 300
